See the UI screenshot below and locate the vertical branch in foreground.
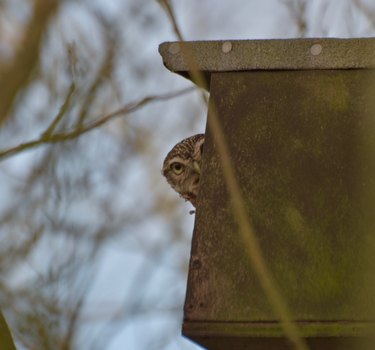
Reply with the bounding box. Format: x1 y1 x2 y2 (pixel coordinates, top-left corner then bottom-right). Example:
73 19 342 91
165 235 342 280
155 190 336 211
0 0 58 126
157 0 184 41
202 92 309 350
0 311 17 350
158 1 309 349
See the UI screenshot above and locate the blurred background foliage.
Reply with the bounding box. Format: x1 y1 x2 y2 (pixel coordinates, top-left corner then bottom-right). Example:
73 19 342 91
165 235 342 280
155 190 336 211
0 0 375 349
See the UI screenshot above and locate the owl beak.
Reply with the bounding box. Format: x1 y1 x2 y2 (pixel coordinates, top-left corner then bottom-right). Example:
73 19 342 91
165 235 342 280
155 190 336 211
193 160 201 174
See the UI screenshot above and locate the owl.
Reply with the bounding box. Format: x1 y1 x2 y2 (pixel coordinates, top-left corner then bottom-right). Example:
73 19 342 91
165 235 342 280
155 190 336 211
162 134 205 207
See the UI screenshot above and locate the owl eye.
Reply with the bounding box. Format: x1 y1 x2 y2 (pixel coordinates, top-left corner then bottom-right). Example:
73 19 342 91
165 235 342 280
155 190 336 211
170 162 184 175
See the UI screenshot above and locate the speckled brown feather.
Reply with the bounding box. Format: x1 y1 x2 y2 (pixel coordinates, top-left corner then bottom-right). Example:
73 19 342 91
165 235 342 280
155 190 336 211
162 134 205 207
162 134 205 174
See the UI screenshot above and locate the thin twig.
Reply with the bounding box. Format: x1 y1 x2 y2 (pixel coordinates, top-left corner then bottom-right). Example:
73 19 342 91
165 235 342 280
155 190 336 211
41 42 78 138
157 0 209 106
160 3 309 350
0 87 195 161
157 0 184 41
206 98 309 350
60 290 86 350
41 81 76 138
75 14 117 128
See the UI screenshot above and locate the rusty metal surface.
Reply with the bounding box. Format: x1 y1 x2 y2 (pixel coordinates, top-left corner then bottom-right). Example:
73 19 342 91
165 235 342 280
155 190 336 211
183 69 375 348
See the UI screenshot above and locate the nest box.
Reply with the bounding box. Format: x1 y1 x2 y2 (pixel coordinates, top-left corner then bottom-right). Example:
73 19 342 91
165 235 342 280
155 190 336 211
159 38 375 350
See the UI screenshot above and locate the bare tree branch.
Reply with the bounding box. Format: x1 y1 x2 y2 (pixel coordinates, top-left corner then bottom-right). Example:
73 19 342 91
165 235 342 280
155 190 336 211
0 87 195 161
75 13 118 129
159 2 309 349
0 0 59 126
60 291 86 350
0 311 17 350
157 0 184 41
41 81 76 139
157 0 210 107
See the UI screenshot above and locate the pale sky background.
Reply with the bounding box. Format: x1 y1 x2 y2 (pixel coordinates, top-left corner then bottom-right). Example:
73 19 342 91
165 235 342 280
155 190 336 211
2 1 375 350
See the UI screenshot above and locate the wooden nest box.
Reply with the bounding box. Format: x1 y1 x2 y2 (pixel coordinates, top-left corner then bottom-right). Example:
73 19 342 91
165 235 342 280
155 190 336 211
159 38 375 350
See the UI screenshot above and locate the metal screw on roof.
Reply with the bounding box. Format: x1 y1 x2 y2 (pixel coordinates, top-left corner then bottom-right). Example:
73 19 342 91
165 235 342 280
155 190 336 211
168 43 180 54
222 41 232 53
310 43 322 56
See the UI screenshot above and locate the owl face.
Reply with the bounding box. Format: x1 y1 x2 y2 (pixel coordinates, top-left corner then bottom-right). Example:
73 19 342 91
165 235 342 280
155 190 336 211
162 134 205 207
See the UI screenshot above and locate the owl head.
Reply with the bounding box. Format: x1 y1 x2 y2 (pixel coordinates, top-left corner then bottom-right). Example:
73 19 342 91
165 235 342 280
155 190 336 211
162 134 205 207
